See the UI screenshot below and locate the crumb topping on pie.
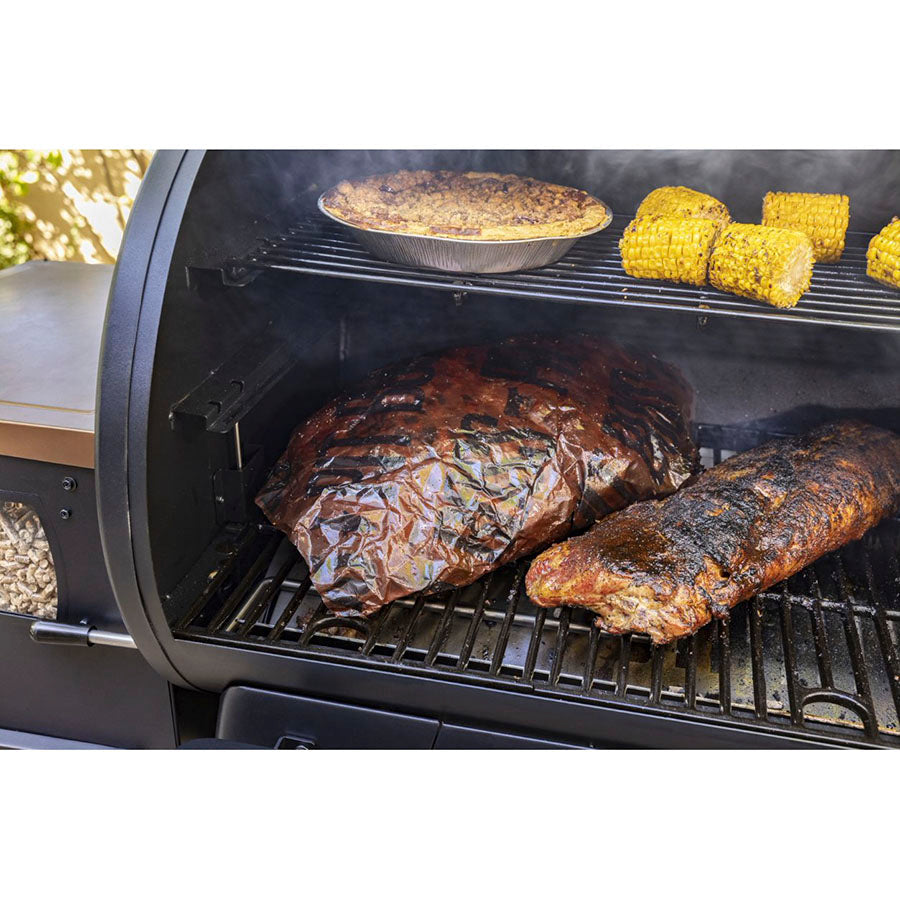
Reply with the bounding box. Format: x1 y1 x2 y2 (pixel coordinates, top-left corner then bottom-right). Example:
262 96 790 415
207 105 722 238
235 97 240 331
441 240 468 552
320 170 610 241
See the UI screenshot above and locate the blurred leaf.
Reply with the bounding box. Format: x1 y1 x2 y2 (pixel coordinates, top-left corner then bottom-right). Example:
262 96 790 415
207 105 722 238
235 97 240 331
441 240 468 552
0 149 64 268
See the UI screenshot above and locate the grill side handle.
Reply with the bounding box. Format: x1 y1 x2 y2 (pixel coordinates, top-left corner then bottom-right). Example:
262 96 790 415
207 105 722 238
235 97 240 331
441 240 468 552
30 620 137 650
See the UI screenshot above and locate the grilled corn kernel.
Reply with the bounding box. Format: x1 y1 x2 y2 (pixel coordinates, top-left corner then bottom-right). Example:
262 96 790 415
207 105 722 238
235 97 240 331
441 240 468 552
708 223 814 308
636 186 731 232
619 215 719 286
761 191 850 263
866 218 900 290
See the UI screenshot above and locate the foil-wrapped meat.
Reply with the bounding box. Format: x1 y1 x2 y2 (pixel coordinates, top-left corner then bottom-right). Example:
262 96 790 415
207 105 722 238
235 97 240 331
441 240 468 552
256 334 697 616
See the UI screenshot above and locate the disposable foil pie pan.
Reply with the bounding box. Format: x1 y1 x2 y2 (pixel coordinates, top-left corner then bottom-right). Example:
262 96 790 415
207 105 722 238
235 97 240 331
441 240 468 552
317 194 613 274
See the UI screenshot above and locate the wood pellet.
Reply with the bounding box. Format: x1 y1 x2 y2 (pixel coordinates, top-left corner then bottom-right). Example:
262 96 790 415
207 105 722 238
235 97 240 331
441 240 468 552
0 502 57 619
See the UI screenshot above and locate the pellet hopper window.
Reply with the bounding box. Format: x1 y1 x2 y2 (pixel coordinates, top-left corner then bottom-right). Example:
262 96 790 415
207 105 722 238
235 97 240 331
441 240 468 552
0 501 58 620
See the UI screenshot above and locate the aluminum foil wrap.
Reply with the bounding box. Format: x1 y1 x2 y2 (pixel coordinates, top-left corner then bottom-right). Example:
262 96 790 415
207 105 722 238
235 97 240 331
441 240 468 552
256 334 697 616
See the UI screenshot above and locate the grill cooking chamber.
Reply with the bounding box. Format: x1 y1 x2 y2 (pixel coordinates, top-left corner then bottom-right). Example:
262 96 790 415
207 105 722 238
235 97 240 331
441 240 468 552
99 150 900 748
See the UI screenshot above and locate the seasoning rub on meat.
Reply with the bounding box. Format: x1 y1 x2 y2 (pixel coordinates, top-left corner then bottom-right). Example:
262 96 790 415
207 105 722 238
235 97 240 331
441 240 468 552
526 420 900 644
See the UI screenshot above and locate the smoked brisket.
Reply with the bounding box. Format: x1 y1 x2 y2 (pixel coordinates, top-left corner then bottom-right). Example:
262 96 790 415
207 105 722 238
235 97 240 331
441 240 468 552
256 334 696 616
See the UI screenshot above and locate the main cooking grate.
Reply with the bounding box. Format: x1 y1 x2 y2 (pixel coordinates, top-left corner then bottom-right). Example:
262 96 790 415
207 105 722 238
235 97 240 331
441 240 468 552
224 215 900 333
170 424 900 747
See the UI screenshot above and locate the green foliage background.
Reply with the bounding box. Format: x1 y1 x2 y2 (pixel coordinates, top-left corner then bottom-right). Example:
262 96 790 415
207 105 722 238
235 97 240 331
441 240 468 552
0 150 64 269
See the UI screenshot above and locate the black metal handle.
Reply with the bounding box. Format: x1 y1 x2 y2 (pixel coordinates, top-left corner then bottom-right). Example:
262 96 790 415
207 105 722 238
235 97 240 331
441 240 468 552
29 620 136 650
30 620 92 646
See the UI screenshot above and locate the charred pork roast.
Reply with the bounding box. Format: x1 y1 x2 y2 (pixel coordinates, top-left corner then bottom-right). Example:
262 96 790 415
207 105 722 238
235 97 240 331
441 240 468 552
526 420 900 644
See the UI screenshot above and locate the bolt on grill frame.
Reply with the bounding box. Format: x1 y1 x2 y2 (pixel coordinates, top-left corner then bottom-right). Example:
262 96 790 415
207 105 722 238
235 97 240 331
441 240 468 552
224 216 900 333
169 424 900 747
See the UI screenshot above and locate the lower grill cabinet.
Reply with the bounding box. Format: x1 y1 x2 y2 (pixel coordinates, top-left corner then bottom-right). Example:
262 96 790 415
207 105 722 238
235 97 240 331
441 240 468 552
169 425 900 748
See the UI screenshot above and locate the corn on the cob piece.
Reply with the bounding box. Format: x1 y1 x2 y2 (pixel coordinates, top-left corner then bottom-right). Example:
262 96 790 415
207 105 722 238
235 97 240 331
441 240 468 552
636 186 731 232
619 215 718 286
708 223 814 308
761 191 850 262
866 217 900 289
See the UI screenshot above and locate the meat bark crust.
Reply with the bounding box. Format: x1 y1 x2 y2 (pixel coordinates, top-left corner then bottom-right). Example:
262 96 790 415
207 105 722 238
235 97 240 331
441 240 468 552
526 420 900 644
256 334 696 616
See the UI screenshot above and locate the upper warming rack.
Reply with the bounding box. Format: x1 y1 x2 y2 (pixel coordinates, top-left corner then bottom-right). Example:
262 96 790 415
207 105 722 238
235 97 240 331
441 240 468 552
223 215 900 333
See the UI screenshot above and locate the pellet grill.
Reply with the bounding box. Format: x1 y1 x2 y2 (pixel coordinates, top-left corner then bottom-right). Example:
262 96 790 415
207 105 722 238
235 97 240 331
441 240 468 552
82 150 900 747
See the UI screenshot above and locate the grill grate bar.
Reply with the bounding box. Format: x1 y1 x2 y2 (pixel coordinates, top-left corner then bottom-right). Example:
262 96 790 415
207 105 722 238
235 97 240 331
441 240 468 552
873 609 900 723
392 595 427 662
489 563 526 676
549 607 571 687
859 533 900 722
255 250 900 321
256 237 900 316
616 635 632 697
232 217 900 333
456 577 492 670
299 606 356 649
361 607 392 656
717 618 732 715
424 593 460 667
748 596 768 719
582 626 600 693
280 222 887 267
172 526 259 630
266 573 311 642
206 533 282 633
807 569 836 689
523 607 548 682
779 597 804 727
684 634 698 710
858 532 900 722
231 553 295 636
649 646 665 704
261 235 894 294
830 555 879 739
